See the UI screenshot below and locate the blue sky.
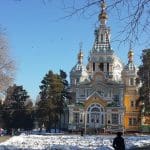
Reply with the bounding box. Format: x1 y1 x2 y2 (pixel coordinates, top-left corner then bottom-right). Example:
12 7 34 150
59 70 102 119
0 0 147 101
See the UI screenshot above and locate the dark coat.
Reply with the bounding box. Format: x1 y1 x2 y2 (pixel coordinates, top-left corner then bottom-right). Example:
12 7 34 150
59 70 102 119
113 136 125 150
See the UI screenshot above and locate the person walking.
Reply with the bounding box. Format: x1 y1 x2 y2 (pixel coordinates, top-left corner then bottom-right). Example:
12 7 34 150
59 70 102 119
113 132 125 150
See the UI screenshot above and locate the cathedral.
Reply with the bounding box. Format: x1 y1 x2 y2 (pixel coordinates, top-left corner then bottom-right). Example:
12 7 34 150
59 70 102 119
67 0 141 133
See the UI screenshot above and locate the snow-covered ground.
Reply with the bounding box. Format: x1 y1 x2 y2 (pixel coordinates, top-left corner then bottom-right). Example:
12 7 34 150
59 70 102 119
0 133 150 150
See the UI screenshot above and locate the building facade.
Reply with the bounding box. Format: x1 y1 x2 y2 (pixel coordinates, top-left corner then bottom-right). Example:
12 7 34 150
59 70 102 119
68 0 141 133
122 50 141 132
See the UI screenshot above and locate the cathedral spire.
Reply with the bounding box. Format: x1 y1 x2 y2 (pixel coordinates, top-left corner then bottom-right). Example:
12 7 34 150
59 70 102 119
78 42 83 64
128 49 134 62
99 0 108 25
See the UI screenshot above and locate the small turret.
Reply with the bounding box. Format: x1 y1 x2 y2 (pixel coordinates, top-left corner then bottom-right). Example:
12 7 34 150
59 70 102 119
70 45 88 86
122 49 137 86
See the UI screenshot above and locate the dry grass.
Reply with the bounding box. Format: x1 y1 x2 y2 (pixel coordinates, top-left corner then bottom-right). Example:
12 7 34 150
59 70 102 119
0 136 11 143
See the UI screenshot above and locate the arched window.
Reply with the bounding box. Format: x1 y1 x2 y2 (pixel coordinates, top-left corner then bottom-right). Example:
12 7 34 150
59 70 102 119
101 34 103 42
87 103 104 113
107 63 109 71
91 107 100 112
93 62 95 71
130 78 134 86
101 114 104 124
99 63 104 71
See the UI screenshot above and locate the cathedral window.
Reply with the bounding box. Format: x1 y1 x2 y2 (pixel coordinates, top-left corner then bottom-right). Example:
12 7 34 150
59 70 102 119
131 101 134 107
101 114 104 124
91 107 100 112
79 89 85 97
91 104 95 107
128 118 137 126
112 114 119 124
135 101 139 107
130 78 134 86
76 78 79 83
73 113 79 123
80 114 83 122
108 89 111 97
129 118 132 126
113 95 119 105
87 114 89 123
107 63 109 72
96 119 99 123
129 64 134 70
99 63 104 71
96 104 100 107
101 34 103 42
133 118 137 125
93 62 95 71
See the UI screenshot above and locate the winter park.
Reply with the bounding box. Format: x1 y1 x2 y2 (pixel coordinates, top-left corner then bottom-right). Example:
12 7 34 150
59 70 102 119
0 0 150 150
0 132 150 150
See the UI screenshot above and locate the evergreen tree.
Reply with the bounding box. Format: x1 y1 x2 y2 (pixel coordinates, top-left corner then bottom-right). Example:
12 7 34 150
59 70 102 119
60 69 69 100
37 70 65 132
0 100 4 128
23 99 34 130
2 84 34 132
58 70 69 129
138 49 150 114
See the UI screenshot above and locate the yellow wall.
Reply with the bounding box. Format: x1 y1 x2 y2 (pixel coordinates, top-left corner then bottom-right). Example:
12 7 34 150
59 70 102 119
124 94 141 132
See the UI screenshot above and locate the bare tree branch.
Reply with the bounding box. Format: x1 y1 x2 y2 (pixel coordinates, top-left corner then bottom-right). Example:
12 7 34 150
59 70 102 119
0 30 16 96
58 0 150 46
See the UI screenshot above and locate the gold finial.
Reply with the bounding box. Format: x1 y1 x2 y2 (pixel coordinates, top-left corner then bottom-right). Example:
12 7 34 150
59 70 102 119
78 42 83 64
101 0 106 10
128 49 134 62
99 0 108 24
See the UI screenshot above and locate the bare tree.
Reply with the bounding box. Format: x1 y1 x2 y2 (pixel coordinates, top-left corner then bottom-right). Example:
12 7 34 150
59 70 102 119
58 0 150 46
0 31 16 96
13 0 150 45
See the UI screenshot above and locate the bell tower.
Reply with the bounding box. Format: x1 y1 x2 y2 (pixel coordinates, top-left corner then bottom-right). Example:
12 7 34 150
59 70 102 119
87 0 123 81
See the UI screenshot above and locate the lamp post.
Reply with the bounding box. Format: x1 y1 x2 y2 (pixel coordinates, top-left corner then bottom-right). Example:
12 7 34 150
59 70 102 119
94 114 96 134
84 111 87 135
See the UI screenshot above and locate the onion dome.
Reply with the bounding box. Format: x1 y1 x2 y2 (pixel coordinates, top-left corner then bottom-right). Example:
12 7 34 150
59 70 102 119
70 48 88 84
124 49 136 70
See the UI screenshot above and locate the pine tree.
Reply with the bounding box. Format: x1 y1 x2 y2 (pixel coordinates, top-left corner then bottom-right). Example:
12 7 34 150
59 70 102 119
138 49 150 114
58 70 69 130
23 99 34 130
2 84 34 132
0 100 4 128
37 70 65 132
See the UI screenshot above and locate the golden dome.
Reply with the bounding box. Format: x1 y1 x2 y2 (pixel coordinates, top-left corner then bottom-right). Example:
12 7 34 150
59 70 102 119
99 0 108 22
78 51 83 58
128 49 134 57
128 49 134 62
99 12 108 20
